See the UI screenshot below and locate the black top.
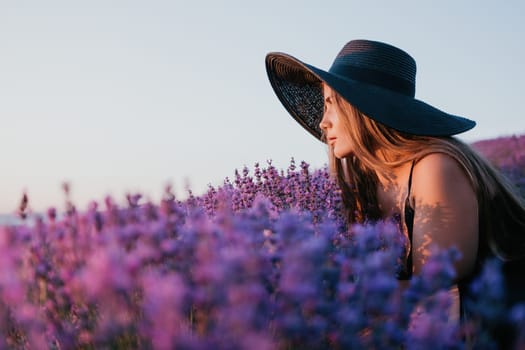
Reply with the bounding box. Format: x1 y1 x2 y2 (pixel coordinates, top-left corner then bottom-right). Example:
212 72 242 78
397 161 415 280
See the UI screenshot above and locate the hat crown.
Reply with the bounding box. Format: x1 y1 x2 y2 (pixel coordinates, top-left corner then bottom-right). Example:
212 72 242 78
329 40 417 97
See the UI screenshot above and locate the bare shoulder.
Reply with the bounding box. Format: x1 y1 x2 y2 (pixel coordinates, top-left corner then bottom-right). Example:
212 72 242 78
410 153 474 203
413 152 469 181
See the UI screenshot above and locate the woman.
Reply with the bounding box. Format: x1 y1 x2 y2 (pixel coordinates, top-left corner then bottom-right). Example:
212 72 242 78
265 39 525 340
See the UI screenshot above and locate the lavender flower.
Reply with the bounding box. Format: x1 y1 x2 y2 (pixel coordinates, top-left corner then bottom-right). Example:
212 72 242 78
0 151 522 348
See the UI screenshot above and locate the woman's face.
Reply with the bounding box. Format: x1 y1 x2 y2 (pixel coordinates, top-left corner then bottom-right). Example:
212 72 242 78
319 84 353 158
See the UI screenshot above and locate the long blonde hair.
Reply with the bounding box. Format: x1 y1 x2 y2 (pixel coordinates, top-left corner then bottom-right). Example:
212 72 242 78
326 92 525 261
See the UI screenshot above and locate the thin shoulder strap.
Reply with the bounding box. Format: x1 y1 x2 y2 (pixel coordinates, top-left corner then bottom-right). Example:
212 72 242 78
406 160 416 200
399 160 416 280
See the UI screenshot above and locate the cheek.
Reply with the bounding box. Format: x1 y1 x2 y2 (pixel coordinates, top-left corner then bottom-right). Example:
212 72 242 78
333 135 353 159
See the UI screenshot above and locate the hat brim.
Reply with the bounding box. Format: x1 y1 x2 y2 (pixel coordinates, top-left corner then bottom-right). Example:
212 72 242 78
265 52 476 141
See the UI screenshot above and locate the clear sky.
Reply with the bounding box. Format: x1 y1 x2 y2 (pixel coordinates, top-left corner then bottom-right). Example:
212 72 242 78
1 0 524 214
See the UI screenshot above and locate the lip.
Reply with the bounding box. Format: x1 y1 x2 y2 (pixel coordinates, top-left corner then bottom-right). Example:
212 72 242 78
327 137 337 144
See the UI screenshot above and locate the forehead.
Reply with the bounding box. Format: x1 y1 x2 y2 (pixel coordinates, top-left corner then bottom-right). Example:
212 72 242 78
322 83 333 97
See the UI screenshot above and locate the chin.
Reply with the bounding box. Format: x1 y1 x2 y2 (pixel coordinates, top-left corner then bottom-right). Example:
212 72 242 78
333 149 353 159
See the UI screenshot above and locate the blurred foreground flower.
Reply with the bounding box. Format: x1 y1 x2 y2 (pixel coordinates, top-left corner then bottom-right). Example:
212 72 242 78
0 159 523 348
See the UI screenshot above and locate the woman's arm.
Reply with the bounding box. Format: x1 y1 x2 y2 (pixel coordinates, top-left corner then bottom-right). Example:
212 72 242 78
409 153 479 281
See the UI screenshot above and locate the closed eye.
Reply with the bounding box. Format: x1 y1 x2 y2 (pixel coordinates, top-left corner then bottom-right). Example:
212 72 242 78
324 96 333 111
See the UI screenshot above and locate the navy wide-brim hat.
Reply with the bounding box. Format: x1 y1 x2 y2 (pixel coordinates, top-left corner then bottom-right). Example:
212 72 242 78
265 39 476 141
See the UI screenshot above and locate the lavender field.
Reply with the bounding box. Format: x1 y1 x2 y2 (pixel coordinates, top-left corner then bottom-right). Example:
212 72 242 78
472 134 525 197
0 135 524 349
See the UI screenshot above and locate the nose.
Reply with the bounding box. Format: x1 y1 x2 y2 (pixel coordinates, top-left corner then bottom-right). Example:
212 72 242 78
319 111 330 131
